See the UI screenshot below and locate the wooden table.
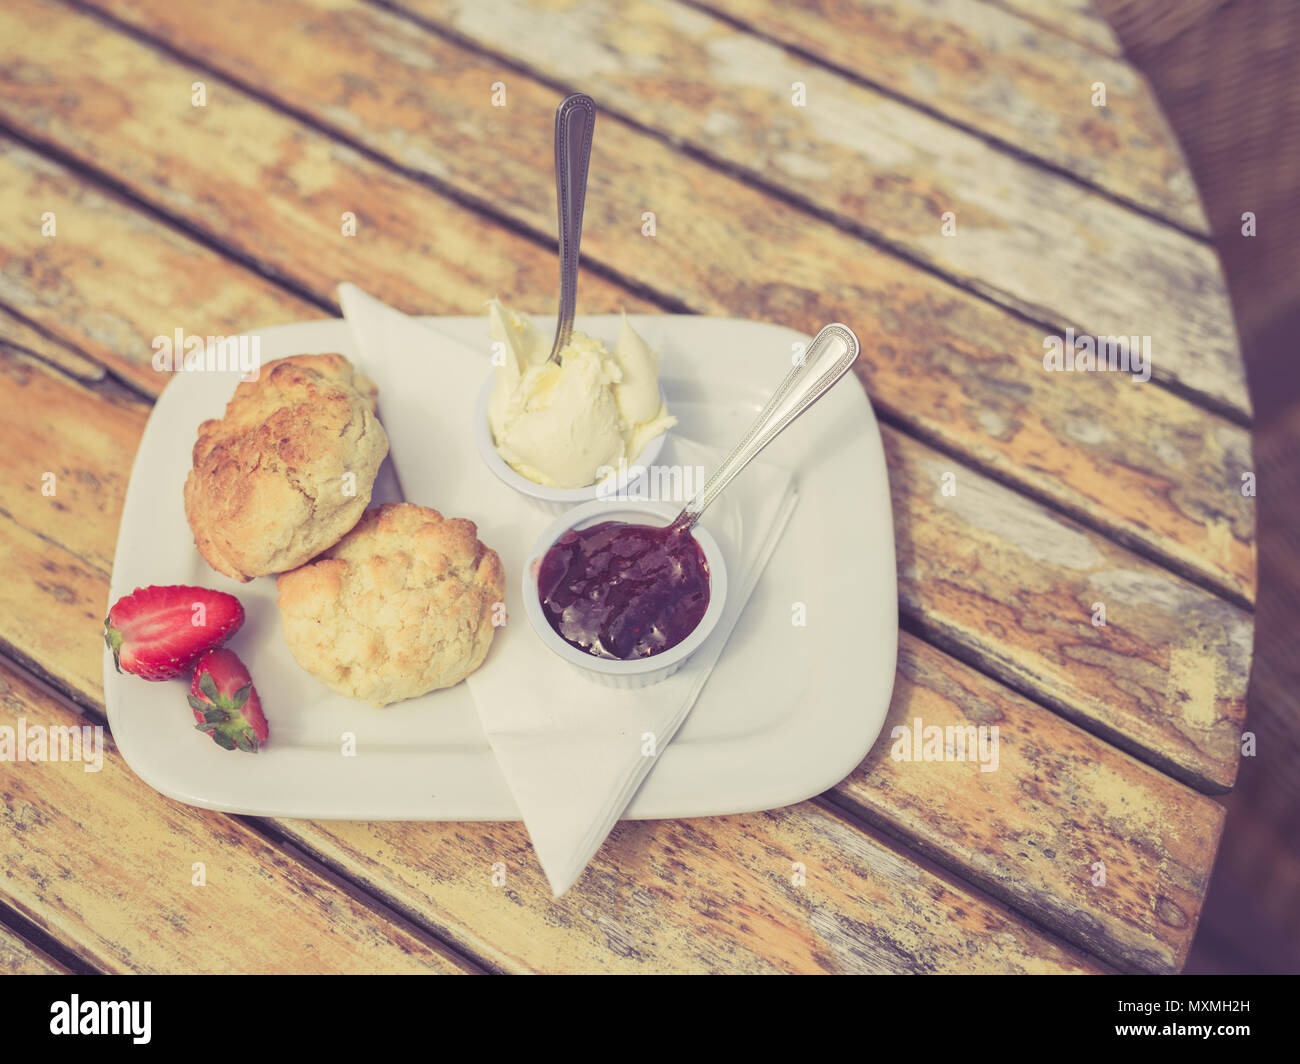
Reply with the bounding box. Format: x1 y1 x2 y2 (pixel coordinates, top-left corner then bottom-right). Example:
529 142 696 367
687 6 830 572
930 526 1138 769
0 0 1253 974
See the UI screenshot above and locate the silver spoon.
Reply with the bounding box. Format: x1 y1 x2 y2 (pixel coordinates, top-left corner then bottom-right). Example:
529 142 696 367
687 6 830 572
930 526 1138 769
669 323 861 533
547 93 597 364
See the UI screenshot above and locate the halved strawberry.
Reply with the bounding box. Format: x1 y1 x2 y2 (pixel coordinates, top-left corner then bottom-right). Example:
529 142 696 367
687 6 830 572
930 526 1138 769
189 648 268 753
104 585 245 681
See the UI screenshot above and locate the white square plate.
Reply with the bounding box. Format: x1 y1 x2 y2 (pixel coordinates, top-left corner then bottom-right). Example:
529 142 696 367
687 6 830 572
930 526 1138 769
105 315 897 820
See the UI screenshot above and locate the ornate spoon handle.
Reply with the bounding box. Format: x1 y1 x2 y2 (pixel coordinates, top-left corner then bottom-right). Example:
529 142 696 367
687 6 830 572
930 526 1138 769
547 93 596 364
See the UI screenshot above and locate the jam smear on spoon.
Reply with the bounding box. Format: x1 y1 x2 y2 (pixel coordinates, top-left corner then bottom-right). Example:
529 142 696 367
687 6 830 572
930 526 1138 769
537 520 711 660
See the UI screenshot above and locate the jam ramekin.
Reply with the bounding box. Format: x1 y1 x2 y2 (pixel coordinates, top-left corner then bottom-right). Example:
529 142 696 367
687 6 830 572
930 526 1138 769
474 374 668 515
522 499 729 688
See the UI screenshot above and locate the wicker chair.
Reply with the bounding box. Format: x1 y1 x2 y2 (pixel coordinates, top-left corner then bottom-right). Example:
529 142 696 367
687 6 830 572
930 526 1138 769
1098 0 1300 973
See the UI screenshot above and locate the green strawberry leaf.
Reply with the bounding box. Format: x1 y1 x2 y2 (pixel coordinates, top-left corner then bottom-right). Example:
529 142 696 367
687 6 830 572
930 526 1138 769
231 683 251 710
187 695 210 713
103 622 123 674
198 671 220 703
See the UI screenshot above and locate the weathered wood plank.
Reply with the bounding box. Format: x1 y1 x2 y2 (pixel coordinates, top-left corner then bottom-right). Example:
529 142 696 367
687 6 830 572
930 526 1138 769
884 424 1249 792
0 305 105 383
378 0 1245 415
0 142 320 397
837 633 1224 972
0 656 474 973
0 920 70 974
694 0 1207 233
0 347 147 574
988 0 1125 56
1 0 1255 606
0 511 109 705
0 342 1226 970
274 803 1104 973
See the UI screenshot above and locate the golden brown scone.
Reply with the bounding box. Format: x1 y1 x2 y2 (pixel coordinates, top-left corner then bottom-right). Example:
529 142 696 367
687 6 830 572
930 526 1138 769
275 502 506 706
184 353 388 581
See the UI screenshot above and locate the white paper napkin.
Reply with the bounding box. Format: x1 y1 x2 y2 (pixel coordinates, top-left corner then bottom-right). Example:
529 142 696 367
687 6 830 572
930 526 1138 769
338 284 797 895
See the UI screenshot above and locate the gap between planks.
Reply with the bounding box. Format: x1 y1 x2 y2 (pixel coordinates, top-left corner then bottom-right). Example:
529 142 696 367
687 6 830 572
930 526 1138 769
227 814 495 974
0 898 98 974
982 0 1126 57
869 402 1254 613
0 120 339 325
895 609 1223 794
809 793 1120 974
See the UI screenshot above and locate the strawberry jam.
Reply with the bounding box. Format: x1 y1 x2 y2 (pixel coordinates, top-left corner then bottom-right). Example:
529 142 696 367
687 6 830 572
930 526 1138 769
537 520 711 660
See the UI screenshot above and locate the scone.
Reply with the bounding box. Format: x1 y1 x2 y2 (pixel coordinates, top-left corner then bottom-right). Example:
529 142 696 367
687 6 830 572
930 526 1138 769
275 503 505 706
184 353 388 581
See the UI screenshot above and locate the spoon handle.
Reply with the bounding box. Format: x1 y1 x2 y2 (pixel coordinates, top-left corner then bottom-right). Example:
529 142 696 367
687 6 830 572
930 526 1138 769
672 323 861 531
548 93 597 364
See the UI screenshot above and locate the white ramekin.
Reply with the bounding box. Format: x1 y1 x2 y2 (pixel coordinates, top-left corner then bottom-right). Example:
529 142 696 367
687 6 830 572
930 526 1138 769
522 500 728 688
473 374 668 514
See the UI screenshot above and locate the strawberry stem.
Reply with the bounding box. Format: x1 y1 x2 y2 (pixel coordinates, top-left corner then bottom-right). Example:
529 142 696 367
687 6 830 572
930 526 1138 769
103 620 124 673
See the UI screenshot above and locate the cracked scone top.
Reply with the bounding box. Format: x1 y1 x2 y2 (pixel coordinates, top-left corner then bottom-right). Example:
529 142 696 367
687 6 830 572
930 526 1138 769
184 353 388 581
275 503 506 706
